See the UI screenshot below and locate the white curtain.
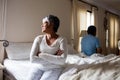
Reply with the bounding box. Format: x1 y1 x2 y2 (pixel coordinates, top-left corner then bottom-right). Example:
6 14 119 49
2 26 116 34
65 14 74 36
0 0 7 40
71 0 98 52
107 13 119 54
0 0 7 62
72 0 88 52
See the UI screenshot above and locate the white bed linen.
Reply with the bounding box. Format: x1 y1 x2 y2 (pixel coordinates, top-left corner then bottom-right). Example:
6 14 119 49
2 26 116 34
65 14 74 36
59 53 120 80
6 42 32 60
4 53 119 80
3 54 86 80
3 54 80 80
3 59 33 80
66 53 118 66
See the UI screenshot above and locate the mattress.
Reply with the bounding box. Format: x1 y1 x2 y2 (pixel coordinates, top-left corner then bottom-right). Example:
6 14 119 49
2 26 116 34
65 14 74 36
3 59 33 80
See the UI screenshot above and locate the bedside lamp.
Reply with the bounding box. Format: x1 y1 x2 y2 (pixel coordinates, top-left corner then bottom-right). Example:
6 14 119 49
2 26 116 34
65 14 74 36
80 30 87 37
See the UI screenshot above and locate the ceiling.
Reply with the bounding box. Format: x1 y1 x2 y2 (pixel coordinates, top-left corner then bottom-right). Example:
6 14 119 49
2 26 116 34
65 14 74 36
94 0 120 11
82 0 120 15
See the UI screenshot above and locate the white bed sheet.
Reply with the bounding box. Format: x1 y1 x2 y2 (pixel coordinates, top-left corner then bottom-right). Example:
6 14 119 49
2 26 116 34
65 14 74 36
3 59 33 80
66 53 117 65
3 54 87 80
60 53 120 80
3 53 118 80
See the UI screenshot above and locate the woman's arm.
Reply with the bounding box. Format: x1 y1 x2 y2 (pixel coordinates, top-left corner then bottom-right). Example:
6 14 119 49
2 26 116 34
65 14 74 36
30 35 42 62
38 37 68 65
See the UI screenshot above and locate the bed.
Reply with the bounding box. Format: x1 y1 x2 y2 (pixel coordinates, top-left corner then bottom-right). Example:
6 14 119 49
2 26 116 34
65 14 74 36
60 54 120 80
2 42 33 80
2 42 120 80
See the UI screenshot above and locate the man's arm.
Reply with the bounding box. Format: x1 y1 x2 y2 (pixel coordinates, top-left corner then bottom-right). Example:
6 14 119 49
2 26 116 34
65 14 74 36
97 47 102 53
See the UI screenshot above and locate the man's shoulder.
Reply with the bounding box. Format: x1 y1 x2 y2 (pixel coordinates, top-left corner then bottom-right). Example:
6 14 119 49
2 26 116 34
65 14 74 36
82 35 90 39
82 35 98 41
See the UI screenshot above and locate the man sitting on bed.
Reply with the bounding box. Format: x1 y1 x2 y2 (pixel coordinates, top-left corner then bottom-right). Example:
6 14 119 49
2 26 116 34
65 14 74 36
81 25 102 56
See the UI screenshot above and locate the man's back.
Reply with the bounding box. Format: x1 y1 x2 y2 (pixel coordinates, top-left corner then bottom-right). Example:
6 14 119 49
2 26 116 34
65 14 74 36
81 34 100 56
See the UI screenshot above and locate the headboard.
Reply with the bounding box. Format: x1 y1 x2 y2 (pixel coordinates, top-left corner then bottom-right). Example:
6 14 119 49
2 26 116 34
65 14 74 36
0 40 9 47
3 42 32 61
0 40 9 63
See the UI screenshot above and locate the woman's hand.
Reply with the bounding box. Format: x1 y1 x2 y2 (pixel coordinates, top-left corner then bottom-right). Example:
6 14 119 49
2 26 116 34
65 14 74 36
36 51 41 56
55 49 64 56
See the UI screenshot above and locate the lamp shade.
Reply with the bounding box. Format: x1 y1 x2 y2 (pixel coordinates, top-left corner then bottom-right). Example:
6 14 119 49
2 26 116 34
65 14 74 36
80 30 87 37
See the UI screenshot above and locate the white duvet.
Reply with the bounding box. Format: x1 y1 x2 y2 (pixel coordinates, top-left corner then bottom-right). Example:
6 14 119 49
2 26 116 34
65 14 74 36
59 54 120 80
4 59 32 80
4 53 120 80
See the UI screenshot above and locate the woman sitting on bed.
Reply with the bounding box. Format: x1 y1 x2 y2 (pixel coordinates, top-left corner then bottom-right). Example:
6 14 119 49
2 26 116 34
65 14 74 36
27 15 68 80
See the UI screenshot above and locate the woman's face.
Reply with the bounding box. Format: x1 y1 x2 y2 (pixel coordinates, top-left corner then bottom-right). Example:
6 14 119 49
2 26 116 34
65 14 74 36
41 21 53 33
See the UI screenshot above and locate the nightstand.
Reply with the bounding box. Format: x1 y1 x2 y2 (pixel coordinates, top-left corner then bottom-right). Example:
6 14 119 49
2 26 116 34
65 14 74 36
0 63 4 80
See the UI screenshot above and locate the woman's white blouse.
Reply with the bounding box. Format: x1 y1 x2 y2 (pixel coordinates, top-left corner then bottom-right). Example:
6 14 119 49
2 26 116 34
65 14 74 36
30 35 68 70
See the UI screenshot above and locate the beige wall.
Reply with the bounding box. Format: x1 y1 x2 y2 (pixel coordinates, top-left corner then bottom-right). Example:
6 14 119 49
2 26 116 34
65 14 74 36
97 8 106 54
5 0 72 42
0 0 2 36
0 0 5 62
0 0 4 39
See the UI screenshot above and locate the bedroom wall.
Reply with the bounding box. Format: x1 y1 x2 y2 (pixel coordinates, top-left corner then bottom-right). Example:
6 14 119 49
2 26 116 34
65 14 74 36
0 0 2 38
97 8 106 54
0 0 5 62
5 0 72 43
0 0 4 39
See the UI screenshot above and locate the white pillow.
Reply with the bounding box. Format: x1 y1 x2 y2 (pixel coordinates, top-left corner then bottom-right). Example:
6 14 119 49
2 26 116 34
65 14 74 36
6 42 32 60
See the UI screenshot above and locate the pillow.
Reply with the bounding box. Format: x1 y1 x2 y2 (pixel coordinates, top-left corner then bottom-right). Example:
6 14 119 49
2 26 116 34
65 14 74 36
6 42 32 60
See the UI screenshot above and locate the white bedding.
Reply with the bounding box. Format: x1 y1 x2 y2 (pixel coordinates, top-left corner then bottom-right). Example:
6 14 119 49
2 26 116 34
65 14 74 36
3 54 86 80
4 53 120 80
66 53 117 65
3 59 32 80
59 54 120 80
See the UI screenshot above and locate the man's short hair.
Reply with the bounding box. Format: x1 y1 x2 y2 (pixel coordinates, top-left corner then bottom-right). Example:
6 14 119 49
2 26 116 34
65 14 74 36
87 25 96 36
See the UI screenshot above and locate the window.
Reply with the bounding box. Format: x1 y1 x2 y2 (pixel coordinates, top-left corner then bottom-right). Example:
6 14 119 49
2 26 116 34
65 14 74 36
87 10 94 28
71 0 97 52
78 9 95 52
